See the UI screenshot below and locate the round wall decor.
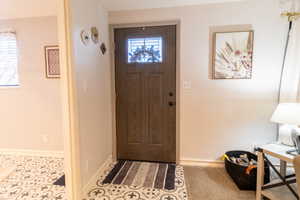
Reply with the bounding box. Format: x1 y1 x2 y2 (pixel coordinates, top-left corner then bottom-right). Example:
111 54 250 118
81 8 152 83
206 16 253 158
80 30 90 46
91 27 99 44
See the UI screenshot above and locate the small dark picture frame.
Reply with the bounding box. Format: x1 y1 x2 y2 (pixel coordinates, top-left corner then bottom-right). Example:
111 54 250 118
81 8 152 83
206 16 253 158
45 45 60 79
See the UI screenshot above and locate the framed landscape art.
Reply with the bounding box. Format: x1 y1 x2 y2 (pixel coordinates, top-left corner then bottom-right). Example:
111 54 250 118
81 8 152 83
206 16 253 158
212 31 254 79
45 45 60 78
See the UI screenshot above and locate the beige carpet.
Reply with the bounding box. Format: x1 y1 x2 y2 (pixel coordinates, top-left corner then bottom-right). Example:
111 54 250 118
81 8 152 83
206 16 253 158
184 166 255 200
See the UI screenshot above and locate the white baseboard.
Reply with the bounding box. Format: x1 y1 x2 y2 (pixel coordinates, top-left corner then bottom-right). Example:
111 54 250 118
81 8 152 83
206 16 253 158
0 166 16 181
82 155 113 194
0 148 64 158
180 158 224 167
180 158 294 168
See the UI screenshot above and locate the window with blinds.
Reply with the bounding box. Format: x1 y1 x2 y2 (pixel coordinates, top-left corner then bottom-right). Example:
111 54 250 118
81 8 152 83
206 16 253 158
128 37 163 63
0 31 19 86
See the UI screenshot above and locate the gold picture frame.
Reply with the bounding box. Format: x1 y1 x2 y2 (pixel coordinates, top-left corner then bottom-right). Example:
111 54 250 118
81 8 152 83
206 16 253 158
212 30 254 79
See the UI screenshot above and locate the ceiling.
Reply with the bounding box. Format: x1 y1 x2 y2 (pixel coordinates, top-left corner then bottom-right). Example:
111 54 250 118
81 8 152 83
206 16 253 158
0 0 58 20
100 0 243 11
0 0 242 20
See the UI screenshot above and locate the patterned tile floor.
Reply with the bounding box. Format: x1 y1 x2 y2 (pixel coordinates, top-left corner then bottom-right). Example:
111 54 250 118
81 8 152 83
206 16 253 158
0 154 66 200
84 162 188 200
0 155 188 200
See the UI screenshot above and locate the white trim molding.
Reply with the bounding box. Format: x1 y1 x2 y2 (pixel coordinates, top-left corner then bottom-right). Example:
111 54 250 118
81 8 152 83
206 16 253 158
82 155 113 194
180 158 224 167
110 21 181 163
0 149 64 158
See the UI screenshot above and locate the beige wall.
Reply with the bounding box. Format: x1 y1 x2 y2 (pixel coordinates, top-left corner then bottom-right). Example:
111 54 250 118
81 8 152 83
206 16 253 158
0 17 63 151
69 0 112 186
109 0 286 162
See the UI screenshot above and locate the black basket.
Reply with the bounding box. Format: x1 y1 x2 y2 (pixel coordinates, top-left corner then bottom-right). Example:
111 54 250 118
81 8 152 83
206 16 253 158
225 151 270 191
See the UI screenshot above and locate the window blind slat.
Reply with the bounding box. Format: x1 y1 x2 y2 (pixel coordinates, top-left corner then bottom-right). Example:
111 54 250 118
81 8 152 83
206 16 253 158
0 32 19 86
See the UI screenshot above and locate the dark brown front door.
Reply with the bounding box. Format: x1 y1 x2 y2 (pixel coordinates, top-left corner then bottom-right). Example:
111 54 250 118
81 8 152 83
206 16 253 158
115 25 176 163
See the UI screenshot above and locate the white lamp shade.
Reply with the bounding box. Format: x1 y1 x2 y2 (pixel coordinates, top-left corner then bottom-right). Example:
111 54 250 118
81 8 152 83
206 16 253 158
271 103 300 125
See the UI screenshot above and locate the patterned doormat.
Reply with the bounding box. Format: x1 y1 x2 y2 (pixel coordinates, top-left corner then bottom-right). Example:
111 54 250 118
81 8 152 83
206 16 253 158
84 160 188 200
102 160 176 190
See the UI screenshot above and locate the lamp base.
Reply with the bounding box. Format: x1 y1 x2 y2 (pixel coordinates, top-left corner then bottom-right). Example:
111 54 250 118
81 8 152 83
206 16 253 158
278 124 298 146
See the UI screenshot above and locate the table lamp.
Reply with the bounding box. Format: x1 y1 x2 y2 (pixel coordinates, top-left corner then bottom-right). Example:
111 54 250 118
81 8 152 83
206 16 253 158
271 103 300 154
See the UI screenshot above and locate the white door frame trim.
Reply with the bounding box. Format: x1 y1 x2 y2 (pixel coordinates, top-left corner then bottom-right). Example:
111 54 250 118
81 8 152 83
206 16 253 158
109 20 181 163
58 0 82 199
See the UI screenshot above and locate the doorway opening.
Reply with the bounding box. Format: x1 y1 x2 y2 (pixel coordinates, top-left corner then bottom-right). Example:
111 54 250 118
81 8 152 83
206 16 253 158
114 25 177 163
